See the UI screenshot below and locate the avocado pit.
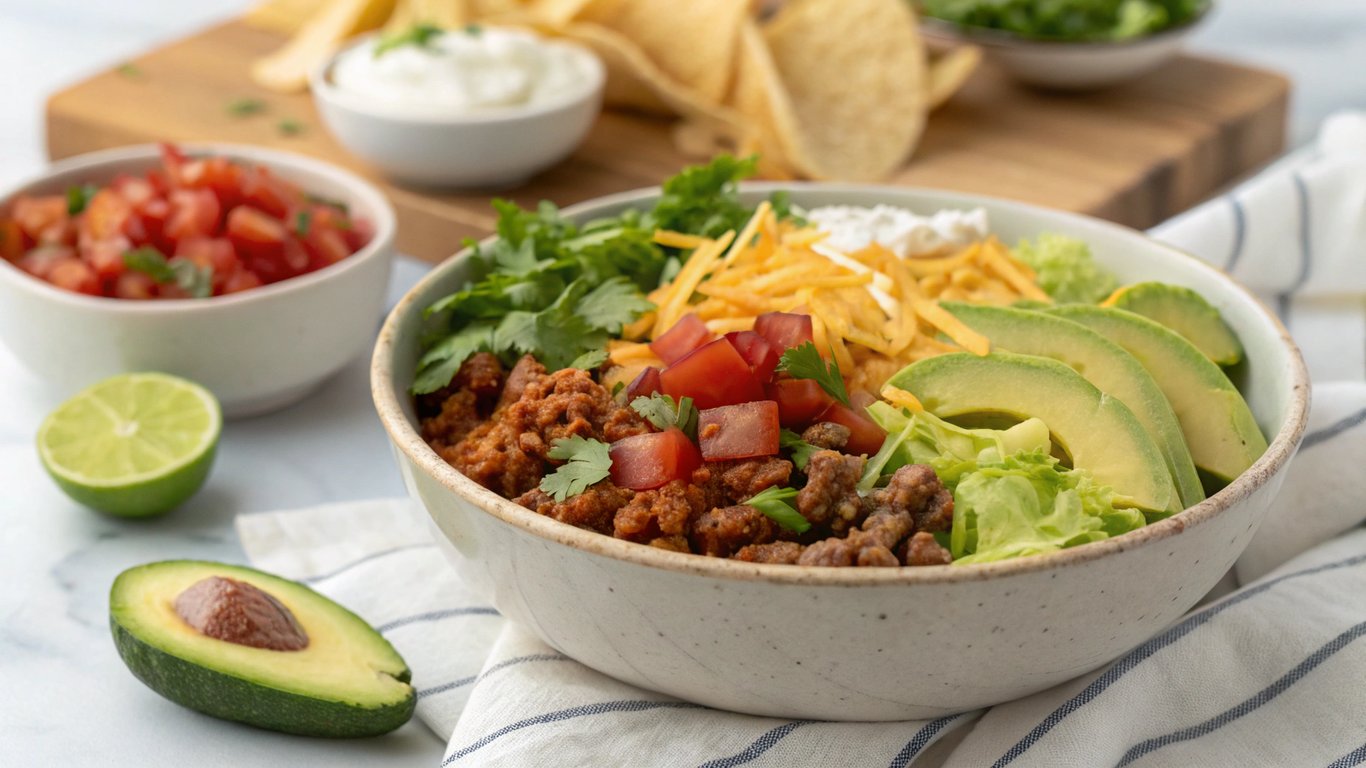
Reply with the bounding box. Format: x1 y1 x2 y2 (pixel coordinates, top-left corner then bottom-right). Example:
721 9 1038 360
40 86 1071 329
174 576 308 651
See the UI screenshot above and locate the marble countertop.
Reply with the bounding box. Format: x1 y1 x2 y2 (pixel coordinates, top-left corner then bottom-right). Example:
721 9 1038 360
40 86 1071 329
1 0 1363 765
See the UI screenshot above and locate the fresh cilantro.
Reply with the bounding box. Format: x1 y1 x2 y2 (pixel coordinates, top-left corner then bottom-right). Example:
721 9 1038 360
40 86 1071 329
776 342 849 406
611 381 626 401
648 154 758 238
304 193 349 213
743 486 810 533
277 118 305 136
116 62 143 78
630 393 698 438
464 23 483 36
374 23 444 58
779 429 820 471
412 322 495 394
578 277 655 333
122 248 213 299
539 436 613 502
227 98 266 117
568 348 609 371
294 210 312 237
66 184 97 215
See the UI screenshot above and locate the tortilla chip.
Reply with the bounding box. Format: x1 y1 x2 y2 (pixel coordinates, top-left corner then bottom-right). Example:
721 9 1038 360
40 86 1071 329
244 0 330 33
725 20 802 179
252 0 398 92
762 0 927 180
576 0 748 105
384 0 469 32
928 45 981 110
519 0 591 26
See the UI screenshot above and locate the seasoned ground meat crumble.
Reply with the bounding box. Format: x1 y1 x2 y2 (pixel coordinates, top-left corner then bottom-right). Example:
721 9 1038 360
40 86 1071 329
419 355 954 567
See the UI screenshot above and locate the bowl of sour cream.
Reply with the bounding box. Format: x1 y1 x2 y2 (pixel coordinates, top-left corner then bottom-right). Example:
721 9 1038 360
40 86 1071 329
311 25 605 188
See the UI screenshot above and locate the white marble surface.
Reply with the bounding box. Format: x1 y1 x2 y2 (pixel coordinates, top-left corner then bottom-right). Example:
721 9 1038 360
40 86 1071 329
0 0 1364 765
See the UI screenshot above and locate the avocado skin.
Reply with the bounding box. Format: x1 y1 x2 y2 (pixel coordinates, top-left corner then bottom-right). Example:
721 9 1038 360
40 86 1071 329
111 615 415 738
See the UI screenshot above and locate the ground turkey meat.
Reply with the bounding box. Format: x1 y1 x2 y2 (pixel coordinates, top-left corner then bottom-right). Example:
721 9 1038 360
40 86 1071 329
801 422 850 450
515 482 634 535
613 480 711 551
419 353 509 449
798 450 867 534
734 541 805 564
798 510 914 567
691 505 777 557
866 464 954 533
497 355 545 411
443 421 544 498
903 531 953 566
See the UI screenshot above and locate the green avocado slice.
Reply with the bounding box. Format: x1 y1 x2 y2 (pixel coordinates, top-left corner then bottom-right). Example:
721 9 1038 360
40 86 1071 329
888 351 1175 514
110 560 415 738
942 302 1203 513
1104 282 1244 366
1047 305 1268 485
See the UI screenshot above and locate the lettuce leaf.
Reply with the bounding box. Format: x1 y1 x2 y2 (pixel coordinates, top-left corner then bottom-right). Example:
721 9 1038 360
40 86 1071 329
1012 233 1117 304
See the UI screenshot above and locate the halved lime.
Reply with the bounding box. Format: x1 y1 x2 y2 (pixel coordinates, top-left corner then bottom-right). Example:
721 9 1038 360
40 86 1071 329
37 373 221 518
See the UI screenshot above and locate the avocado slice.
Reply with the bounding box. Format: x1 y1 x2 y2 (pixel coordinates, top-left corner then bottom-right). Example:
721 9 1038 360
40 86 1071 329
1103 282 1244 366
887 351 1175 514
1048 305 1268 485
942 302 1203 512
110 560 415 738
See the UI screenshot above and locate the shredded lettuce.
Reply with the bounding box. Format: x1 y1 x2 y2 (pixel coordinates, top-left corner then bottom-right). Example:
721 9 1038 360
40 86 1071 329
1013 233 1117 305
863 403 1145 564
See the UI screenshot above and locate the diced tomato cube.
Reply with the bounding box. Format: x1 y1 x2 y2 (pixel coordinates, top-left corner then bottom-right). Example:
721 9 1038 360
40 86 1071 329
754 311 814 352
767 378 834 428
625 366 662 400
47 258 100 295
159 143 190 187
650 313 713 365
608 428 702 491
222 268 264 294
82 236 132 280
660 338 765 410
697 401 780 461
226 205 287 249
164 189 222 244
818 402 887 456
12 196 69 243
181 157 243 208
240 167 301 219
18 246 76 280
342 216 373 251
849 389 877 412
79 189 132 241
0 219 23 262
724 330 781 384
113 271 158 300
304 226 352 269
112 175 158 209
176 237 239 287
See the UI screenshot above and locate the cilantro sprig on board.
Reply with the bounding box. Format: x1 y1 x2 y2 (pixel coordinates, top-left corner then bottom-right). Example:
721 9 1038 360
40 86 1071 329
413 155 781 394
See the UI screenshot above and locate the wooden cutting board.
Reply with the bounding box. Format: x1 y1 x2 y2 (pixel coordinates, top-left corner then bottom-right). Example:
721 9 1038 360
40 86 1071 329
46 19 1289 263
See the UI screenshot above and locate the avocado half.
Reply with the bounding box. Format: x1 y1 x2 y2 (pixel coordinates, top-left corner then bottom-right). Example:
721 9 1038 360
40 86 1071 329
110 560 415 738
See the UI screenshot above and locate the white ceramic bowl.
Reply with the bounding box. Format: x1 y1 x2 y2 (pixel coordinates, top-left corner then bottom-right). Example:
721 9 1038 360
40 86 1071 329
0 143 396 418
310 32 605 188
921 5 1212 90
373 184 1308 721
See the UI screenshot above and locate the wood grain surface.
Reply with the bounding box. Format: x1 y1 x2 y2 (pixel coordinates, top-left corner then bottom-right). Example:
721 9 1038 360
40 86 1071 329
46 19 1290 262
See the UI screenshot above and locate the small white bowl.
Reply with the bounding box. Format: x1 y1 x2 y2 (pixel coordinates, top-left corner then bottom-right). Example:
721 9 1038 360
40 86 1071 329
310 32 605 189
0 144 396 418
921 5 1212 90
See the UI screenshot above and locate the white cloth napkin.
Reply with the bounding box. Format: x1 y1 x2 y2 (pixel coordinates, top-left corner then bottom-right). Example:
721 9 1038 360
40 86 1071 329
236 112 1366 767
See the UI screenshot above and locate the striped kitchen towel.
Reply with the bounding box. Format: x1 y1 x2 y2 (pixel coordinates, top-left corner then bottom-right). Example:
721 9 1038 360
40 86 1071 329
236 111 1366 767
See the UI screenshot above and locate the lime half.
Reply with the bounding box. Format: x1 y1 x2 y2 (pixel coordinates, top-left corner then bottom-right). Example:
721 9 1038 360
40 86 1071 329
37 373 221 517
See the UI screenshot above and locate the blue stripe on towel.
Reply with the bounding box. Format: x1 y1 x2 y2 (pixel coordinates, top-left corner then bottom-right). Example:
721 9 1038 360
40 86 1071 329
301 542 436 584
889 714 964 768
1115 621 1366 767
992 552 1366 767
1302 407 1366 451
444 700 708 764
697 721 808 768
1274 172 1315 325
418 654 571 699
1328 743 1366 768
1225 195 1247 273
376 606 499 633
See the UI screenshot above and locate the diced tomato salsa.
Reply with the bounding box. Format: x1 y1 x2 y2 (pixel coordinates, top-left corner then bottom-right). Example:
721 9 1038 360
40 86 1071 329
0 144 371 299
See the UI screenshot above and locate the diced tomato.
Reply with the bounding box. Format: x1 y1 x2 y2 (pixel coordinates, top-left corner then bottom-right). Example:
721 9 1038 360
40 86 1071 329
79 189 132 241
608 428 702 491
180 157 243 208
754 311 814 352
660 338 765 410
164 189 222 244
18 246 75 279
697 401 780 461
226 205 287 250
176 237 239 286
82 236 132 280
113 271 158 300
304 226 352 269
240 167 300 219
342 216 373 252
0 219 23 262
849 389 877 412
818 402 887 456
724 330 780 383
767 378 834 428
625 367 662 400
222 268 264 294
650 313 713 365
47 258 100 295
12 196 69 243
159 143 190 187
112 174 157 209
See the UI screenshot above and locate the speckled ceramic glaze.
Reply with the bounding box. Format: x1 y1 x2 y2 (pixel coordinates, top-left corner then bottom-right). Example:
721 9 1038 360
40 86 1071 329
0 144 396 417
372 185 1309 721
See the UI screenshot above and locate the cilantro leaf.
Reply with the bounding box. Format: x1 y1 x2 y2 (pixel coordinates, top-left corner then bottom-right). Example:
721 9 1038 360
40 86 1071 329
66 184 97 215
122 248 213 298
413 322 495 394
629 393 698 438
540 436 613 501
227 98 266 117
649 154 758 238
743 486 810 533
374 23 443 58
779 429 820 471
123 247 175 282
568 348 609 371
777 342 850 406
577 277 655 333
293 210 312 237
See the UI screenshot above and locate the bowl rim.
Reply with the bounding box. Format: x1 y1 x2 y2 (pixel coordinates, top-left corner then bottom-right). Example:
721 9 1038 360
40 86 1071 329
0 142 397 314
372 181 1310 587
918 0 1213 51
309 28 607 126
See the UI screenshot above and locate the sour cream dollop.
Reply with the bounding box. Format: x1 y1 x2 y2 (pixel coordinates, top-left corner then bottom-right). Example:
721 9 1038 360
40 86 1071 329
331 26 597 117
806 205 989 259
